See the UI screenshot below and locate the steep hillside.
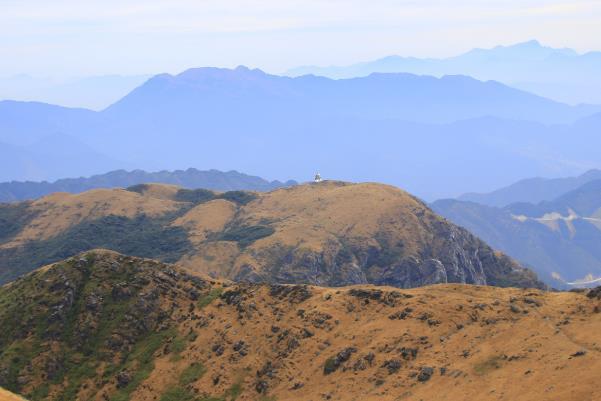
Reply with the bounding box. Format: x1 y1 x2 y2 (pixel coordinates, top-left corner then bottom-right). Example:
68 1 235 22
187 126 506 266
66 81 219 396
0 251 598 401
0 168 296 203
433 180 601 287
0 181 542 289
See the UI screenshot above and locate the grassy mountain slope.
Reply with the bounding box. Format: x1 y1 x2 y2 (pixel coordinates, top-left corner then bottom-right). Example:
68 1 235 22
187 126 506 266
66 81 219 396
0 181 542 289
0 251 598 401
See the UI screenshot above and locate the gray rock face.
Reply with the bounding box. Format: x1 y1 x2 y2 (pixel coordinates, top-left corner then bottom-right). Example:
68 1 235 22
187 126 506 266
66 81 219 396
417 366 435 382
235 222 542 289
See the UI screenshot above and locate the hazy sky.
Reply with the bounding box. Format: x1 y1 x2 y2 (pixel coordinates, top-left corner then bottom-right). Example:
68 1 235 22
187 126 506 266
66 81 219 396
1 0 600 77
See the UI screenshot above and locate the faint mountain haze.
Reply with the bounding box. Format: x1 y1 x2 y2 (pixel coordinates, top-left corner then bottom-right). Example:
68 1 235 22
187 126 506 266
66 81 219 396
1 67 601 199
458 169 601 207
0 74 151 110
287 40 601 105
434 176 601 287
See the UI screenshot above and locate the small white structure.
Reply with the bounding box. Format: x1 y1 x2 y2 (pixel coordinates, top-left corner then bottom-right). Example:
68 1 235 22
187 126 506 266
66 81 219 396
314 172 323 183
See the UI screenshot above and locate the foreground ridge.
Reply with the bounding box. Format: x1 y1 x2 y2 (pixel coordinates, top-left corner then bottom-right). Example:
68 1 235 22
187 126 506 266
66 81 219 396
0 251 599 401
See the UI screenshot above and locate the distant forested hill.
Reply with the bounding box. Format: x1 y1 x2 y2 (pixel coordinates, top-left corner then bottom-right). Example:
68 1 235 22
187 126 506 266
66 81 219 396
0 168 296 202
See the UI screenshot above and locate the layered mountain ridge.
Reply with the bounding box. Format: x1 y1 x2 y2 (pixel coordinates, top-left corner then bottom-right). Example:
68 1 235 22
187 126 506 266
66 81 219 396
286 40 601 105
434 177 601 287
458 169 601 207
0 181 542 289
2 67 601 200
0 168 296 203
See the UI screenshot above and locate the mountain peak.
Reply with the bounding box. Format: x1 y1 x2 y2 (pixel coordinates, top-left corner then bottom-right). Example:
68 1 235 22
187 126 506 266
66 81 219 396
511 39 542 48
0 180 544 289
175 66 268 82
465 39 579 60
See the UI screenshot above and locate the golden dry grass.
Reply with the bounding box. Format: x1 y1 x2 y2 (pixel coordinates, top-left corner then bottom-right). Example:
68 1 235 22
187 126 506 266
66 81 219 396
3 251 600 401
171 199 237 244
130 283 601 401
0 181 528 287
0 388 28 401
177 181 447 280
3 188 183 248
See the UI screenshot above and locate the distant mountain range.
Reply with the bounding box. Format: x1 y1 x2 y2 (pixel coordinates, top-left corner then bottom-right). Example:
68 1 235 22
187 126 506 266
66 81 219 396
0 168 296 203
459 169 601 207
433 175 601 287
104 67 597 125
287 40 601 105
2 67 601 199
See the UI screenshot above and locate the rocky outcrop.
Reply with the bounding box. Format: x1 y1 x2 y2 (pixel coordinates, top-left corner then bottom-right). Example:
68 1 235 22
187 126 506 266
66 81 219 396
234 222 543 289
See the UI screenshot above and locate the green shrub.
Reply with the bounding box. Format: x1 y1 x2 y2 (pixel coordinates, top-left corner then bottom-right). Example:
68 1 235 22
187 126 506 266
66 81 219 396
323 357 337 375
175 189 216 204
125 184 150 194
474 355 504 375
217 191 257 205
170 335 187 361
225 382 243 400
110 328 177 401
0 211 194 285
0 202 37 243
219 225 275 248
197 288 224 308
159 386 197 401
28 383 49 401
173 189 257 206
180 362 206 386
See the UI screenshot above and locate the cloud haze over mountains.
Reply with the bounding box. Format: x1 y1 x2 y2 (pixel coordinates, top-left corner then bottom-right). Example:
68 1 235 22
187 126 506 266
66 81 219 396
2 40 600 108
288 40 601 105
0 75 151 110
434 174 601 287
1 65 601 200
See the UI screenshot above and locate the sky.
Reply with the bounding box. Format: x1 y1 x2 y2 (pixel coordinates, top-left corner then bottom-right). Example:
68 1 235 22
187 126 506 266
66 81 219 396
1 0 601 78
